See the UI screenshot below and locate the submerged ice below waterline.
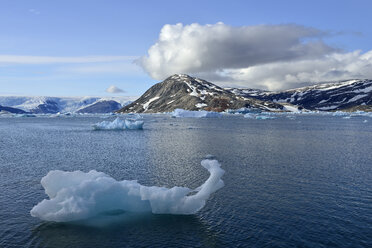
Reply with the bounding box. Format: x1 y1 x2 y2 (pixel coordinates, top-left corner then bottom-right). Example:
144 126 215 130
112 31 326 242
30 159 224 222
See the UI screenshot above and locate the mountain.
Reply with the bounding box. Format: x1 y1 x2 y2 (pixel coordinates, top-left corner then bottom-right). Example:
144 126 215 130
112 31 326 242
0 96 135 114
2 77 370 114
30 99 60 114
76 100 122 113
229 79 372 111
117 74 283 113
0 105 27 114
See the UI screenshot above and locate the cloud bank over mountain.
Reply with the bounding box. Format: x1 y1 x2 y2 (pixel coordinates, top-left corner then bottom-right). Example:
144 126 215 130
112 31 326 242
138 23 372 90
106 85 125 93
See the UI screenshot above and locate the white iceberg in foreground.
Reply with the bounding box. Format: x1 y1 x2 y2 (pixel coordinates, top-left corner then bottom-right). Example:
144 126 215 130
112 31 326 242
171 109 222 118
92 117 144 130
30 159 225 222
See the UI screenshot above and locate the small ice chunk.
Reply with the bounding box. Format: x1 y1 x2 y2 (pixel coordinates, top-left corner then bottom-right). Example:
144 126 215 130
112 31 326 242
255 115 276 120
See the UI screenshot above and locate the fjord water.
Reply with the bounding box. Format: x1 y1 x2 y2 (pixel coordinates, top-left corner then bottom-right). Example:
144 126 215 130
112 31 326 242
0 114 371 247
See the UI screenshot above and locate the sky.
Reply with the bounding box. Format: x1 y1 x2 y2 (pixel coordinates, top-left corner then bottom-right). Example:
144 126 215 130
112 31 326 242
0 0 371 96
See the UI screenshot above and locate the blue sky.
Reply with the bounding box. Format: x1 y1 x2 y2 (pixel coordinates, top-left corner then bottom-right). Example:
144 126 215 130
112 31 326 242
0 0 371 96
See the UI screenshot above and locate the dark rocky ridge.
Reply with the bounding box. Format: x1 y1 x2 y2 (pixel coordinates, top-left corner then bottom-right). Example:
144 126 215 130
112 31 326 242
117 74 283 113
0 105 27 114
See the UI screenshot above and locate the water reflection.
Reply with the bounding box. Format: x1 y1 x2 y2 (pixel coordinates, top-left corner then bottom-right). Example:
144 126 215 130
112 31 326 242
31 213 222 248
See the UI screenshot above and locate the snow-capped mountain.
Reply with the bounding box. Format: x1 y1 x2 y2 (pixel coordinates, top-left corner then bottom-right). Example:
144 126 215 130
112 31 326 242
117 74 283 113
76 100 123 113
0 96 135 114
229 79 372 111
2 77 370 114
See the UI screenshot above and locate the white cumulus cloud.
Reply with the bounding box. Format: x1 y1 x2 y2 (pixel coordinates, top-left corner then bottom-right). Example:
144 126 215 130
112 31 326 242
106 85 125 94
138 22 372 90
224 50 372 90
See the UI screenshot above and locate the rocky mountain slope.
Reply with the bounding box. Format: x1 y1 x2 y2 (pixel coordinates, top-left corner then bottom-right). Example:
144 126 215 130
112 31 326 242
0 96 134 114
229 79 372 111
117 74 283 113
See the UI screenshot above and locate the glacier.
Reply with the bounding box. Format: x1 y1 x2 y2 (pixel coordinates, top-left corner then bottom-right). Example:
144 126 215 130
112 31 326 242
30 159 225 222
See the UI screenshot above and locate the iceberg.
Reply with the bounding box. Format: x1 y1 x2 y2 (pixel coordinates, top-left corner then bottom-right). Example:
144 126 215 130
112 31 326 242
30 159 225 222
124 118 144 130
171 109 222 118
92 117 144 130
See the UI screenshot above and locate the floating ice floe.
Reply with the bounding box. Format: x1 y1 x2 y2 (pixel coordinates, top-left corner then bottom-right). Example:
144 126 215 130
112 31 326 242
244 113 277 119
92 117 144 130
15 114 37 118
255 115 276 120
30 158 225 222
243 113 255 118
171 109 222 118
226 107 262 114
332 111 349 116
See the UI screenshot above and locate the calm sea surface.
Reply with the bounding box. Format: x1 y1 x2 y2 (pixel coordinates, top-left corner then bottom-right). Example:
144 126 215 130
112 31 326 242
0 114 371 247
